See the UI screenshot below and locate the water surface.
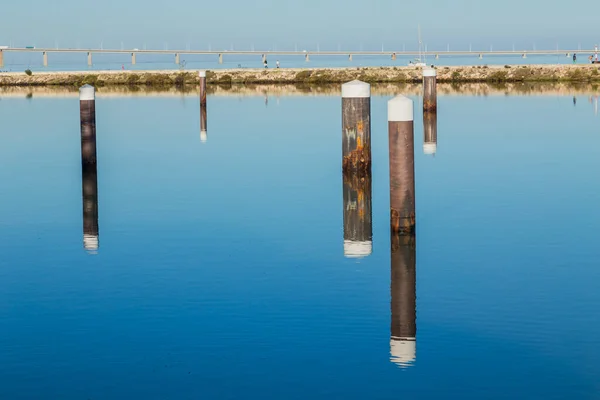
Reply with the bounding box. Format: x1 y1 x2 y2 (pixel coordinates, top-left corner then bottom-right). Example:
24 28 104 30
1 85 600 399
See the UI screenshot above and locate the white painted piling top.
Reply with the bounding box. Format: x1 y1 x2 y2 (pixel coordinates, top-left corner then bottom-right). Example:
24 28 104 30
79 84 95 101
199 70 206 78
423 143 437 155
83 234 98 252
341 80 370 98
423 68 437 77
344 240 372 258
390 337 416 368
200 130 207 142
388 95 414 122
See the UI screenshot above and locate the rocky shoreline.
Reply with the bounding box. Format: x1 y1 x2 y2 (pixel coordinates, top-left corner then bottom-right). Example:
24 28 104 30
1 65 600 87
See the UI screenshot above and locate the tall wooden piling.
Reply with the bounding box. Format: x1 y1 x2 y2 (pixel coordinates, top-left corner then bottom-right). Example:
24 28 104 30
388 95 415 234
390 232 416 367
423 68 437 112
80 84 99 253
423 111 437 155
80 85 97 167
341 80 371 175
343 172 372 258
82 162 99 253
199 70 207 107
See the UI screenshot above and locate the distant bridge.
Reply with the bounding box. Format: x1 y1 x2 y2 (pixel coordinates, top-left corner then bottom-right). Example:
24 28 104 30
0 47 596 68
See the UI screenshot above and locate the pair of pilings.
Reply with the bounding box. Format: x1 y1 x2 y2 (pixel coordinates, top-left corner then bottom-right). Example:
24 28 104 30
341 67 437 242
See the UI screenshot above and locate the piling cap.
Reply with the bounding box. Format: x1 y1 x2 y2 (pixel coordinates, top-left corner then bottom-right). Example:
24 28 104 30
83 234 99 253
199 70 206 78
388 95 414 122
79 84 95 101
423 143 437 154
390 337 416 368
344 240 372 258
423 68 437 77
341 80 371 98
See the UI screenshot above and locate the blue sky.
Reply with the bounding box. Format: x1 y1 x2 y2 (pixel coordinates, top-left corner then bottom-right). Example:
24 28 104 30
2 0 599 51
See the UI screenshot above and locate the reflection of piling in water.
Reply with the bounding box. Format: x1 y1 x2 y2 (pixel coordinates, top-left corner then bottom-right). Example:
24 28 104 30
341 80 371 175
423 68 437 112
388 95 416 235
79 84 99 253
423 111 437 155
200 105 207 142
82 166 99 253
390 232 416 368
343 172 372 258
80 85 97 167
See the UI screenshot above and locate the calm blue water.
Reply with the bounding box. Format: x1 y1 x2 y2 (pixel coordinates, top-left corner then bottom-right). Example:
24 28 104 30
0 52 589 73
1 87 600 399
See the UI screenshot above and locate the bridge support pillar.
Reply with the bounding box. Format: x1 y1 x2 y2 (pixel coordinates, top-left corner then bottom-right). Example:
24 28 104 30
261 54 266 63
305 53 310 62
87 52 92 67
388 95 415 235
218 54 223 64
435 54 439 59
43 52 48 67
522 53 527 59
131 52 136 65
349 54 352 61
175 53 180 64
391 53 396 60
478 53 483 59
0 50 4 68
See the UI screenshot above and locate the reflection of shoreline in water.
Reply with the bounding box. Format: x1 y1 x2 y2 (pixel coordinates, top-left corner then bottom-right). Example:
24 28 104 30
390 233 416 368
343 172 373 258
3 82 600 98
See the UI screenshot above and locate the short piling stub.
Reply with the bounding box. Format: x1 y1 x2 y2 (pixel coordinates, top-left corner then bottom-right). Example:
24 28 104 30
388 95 415 235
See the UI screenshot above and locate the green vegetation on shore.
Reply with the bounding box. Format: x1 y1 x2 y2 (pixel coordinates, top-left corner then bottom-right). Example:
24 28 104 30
1 65 600 87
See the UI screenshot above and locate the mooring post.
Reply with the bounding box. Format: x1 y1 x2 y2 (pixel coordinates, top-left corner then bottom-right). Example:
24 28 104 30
341 80 371 175
87 52 92 67
199 70 207 107
80 84 99 252
389 232 416 367
423 112 437 155
423 68 437 112
131 52 136 65
388 95 415 234
43 51 48 67
342 172 372 258
0 50 5 68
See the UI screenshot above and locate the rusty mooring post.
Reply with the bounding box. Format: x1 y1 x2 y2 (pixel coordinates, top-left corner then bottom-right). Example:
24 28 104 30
389 232 416 368
80 85 97 167
342 171 372 258
199 70 207 107
423 111 437 155
80 84 99 253
341 80 371 175
423 68 437 112
388 95 415 234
